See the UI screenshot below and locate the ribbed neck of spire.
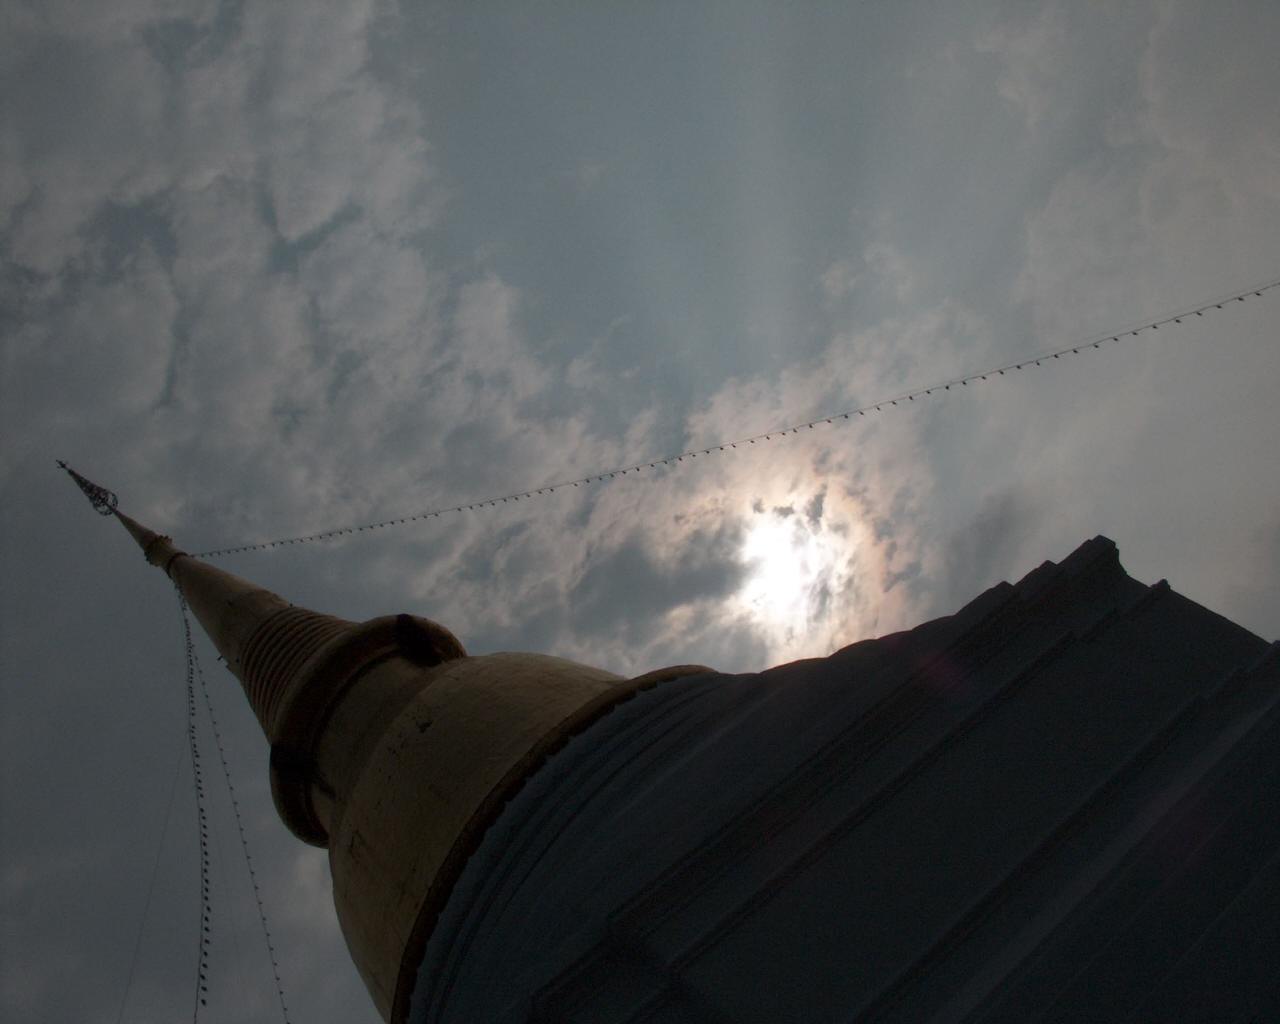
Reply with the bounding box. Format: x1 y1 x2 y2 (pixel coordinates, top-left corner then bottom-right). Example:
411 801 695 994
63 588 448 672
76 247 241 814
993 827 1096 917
114 510 353 740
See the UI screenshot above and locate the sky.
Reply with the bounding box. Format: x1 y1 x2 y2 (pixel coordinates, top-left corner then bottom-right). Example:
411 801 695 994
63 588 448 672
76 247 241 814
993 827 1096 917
2 2 1278 1021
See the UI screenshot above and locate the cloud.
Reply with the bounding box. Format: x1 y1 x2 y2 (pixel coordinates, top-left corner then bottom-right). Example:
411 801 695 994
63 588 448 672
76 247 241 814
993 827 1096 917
1 241 177 480
820 258 859 302
570 523 748 644
1139 2 1280 206
973 4 1069 128
1012 4 1280 337
804 487 826 528
244 1 436 242
983 0 1280 624
0 0 443 511
932 487 1045 618
820 237 917 308
1 26 170 274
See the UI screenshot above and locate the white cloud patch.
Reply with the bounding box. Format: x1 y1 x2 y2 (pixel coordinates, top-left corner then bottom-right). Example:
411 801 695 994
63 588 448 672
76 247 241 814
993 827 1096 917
1140 2 1280 206
245 1 435 242
973 4 1070 128
965 0 1280 633
820 258 859 302
1014 3 1280 332
2 29 170 274
1 0 452 537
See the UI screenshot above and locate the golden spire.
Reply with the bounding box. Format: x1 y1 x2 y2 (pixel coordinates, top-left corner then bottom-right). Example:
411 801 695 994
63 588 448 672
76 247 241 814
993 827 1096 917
61 461 705 1022
59 460 366 741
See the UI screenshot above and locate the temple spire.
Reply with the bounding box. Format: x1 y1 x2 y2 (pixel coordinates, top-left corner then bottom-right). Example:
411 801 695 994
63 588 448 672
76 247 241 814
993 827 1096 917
60 460 699 1022
58 461 355 740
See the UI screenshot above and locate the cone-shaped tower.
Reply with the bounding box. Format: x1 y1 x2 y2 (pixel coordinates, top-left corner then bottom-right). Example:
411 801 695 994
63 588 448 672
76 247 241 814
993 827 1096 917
63 465 705 1022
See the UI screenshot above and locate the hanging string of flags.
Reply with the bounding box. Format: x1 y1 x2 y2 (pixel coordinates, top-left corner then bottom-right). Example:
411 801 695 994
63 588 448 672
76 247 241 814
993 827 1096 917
177 591 213 1021
176 588 293 1024
193 275 1280 559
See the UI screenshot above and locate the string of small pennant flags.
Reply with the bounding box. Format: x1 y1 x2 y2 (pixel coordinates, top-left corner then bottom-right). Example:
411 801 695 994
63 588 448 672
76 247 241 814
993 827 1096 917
193 275 1280 559
176 588 293 1024
177 590 214 1022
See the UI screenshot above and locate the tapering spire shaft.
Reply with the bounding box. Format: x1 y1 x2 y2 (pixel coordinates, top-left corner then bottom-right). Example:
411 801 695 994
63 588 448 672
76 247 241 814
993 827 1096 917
116 508 358 733
59 463 356 741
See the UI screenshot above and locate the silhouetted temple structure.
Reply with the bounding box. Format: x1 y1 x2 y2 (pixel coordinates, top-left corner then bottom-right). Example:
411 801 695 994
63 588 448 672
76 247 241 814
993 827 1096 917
421 536 1280 1024
68 461 1278 1023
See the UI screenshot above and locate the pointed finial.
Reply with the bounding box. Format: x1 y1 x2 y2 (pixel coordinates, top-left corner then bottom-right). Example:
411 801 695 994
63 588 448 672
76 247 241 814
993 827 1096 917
57 460 119 516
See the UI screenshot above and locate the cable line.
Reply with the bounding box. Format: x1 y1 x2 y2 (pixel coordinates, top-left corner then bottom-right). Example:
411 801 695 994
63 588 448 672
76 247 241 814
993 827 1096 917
192 274 1279 559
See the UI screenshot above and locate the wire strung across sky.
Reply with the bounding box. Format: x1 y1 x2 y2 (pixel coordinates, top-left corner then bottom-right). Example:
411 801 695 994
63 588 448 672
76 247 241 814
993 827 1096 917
194 275 1280 559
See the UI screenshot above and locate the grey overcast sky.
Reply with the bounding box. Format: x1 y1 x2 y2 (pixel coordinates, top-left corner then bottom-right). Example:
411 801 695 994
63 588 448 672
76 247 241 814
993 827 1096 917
2 2 1278 1021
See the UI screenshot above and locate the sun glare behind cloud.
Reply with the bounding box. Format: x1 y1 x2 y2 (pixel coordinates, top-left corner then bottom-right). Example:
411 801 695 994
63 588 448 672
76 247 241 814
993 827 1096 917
737 499 852 653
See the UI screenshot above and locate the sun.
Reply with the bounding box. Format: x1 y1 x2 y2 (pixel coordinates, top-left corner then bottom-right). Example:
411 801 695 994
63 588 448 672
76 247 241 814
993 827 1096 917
738 510 842 641
740 518 807 621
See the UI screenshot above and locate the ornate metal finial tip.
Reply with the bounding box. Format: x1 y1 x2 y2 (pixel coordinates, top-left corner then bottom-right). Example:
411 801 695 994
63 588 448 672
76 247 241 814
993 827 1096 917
58 460 119 516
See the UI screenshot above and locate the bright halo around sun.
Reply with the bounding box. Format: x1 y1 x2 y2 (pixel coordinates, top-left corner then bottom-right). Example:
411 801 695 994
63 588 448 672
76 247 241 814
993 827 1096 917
737 503 848 648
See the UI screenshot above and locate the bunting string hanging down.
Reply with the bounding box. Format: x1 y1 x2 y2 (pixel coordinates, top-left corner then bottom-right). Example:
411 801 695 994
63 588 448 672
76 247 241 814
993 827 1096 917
176 589 292 1024
177 591 213 1023
185 274 1280 559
